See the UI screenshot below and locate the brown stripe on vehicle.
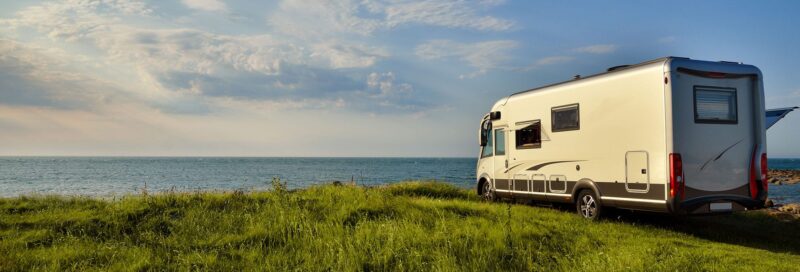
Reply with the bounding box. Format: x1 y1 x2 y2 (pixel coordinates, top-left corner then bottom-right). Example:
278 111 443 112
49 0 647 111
595 182 665 200
684 184 750 199
493 179 664 201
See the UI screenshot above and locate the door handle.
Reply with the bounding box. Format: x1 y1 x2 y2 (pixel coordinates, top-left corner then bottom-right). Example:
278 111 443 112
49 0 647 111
505 160 509 168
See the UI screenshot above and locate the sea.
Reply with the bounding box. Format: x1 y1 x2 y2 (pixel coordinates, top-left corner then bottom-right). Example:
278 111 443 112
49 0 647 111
1 157 798 203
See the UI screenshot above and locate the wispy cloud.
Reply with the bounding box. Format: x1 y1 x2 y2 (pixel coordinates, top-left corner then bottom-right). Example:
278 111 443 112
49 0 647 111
0 0 431 114
268 0 514 39
574 44 618 54
415 39 519 79
536 56 574 66
182 0 228 12
367 72 413 98
383 0 514 31
0 39 129 110
515 55 575 72
658 36 676 43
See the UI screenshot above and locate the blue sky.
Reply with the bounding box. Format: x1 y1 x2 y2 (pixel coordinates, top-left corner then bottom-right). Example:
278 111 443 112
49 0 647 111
0 0 798 157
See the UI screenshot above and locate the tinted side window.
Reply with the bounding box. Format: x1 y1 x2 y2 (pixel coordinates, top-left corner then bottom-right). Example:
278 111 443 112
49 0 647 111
495 129 505 155
552 104 579 132
516 121 541 149
481 129 493 158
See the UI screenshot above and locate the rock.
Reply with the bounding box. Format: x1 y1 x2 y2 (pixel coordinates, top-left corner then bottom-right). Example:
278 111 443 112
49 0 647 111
769 177 779 184
768 169 800 185
779 203 800 215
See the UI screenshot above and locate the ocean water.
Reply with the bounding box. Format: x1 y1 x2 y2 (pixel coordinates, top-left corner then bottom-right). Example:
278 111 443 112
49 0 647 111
0 157 797 203
0 157 476 197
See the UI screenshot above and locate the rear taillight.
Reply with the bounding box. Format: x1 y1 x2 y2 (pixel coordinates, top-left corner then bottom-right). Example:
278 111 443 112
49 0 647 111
761 153 768 194
669 153 684 200
749 146 759 199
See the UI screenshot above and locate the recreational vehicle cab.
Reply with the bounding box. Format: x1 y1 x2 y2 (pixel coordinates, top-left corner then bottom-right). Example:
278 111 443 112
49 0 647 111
476 57 768 219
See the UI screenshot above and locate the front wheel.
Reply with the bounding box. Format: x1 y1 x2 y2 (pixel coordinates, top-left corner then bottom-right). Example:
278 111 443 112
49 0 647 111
481 181 496 202
576 190 603 220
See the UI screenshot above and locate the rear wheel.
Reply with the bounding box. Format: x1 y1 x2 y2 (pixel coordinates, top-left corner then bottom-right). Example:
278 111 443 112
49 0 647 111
481 181 496 202
576 190 603 220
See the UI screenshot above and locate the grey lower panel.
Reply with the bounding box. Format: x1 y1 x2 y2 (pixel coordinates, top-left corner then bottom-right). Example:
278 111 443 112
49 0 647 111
596 182 665 200
495 179 511 190
513 179 528 191
610 199 669 212
493 179 666 201
550 179 567 192
532 179 546 192
684 184 749 199
626 182 648 191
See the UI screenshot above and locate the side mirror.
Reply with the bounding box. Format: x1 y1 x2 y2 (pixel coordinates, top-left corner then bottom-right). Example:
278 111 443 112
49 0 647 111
480 120 491 146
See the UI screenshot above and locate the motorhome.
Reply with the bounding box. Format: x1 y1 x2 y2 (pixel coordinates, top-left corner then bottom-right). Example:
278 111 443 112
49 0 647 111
476 57 770 219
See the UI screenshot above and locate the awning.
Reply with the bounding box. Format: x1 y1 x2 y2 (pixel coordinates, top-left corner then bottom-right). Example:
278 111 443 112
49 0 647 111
766 107 798 129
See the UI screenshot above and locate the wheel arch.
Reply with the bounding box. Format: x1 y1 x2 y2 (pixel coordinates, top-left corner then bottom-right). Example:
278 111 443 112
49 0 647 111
477 173 492 195
571 178 601 203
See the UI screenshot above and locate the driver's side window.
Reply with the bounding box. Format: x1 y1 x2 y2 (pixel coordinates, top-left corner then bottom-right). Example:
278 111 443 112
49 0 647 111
481 129 493 158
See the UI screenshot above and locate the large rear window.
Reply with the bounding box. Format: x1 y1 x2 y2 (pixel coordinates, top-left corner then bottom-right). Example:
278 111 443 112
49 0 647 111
694 86 738 124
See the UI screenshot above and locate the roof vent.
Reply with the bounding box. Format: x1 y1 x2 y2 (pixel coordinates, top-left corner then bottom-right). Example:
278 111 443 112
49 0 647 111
573 75 581 80
607 65 630 72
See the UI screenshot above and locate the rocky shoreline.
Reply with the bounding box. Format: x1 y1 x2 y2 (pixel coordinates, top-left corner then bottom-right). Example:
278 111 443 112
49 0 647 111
761 203 800 221
768 169 800 185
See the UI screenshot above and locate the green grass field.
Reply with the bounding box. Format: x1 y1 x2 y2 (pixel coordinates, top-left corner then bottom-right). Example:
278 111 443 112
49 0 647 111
1 181 798 271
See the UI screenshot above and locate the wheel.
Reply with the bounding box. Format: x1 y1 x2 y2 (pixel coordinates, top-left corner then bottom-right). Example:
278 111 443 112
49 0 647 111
576 189 603 220
481 181 496 202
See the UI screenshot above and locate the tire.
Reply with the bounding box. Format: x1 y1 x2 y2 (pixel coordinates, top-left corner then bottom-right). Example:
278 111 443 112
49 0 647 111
576 189 603 220
481 180 496 202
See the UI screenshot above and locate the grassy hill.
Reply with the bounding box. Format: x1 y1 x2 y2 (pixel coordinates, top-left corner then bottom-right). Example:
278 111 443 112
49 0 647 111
1 181 798 271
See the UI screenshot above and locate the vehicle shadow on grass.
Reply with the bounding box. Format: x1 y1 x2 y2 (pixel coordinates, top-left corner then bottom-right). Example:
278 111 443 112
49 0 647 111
605 208 800 255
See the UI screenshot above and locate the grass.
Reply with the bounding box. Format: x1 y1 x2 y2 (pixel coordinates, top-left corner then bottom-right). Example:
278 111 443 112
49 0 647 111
0 181 798 271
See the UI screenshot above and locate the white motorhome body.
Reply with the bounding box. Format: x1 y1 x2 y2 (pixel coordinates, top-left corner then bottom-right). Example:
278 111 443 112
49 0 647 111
476 57 768 218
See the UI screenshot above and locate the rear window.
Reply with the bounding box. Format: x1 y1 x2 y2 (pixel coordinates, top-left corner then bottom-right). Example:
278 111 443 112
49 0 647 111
694 87 738 124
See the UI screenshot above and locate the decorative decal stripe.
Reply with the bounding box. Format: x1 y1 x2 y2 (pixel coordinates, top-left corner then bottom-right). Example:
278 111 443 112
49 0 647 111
700 139 743 171
526 160 585 171
504 163 527 173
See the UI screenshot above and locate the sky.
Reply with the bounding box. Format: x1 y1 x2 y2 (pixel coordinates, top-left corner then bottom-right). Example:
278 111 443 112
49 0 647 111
0 0 799 157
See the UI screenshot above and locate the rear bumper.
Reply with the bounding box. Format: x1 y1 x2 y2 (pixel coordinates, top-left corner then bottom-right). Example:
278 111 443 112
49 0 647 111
670 195 765 214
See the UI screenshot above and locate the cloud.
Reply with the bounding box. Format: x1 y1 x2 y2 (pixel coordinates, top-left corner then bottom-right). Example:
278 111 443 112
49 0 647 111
415 39 519 79
367 72 413 97
383 0 514 31
536 56 574 66
1 0 152 41
515 55 575 72
574 44 618 54
0 39 127 110
0 0 432 114
182 0 228 12
268 0 514 39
